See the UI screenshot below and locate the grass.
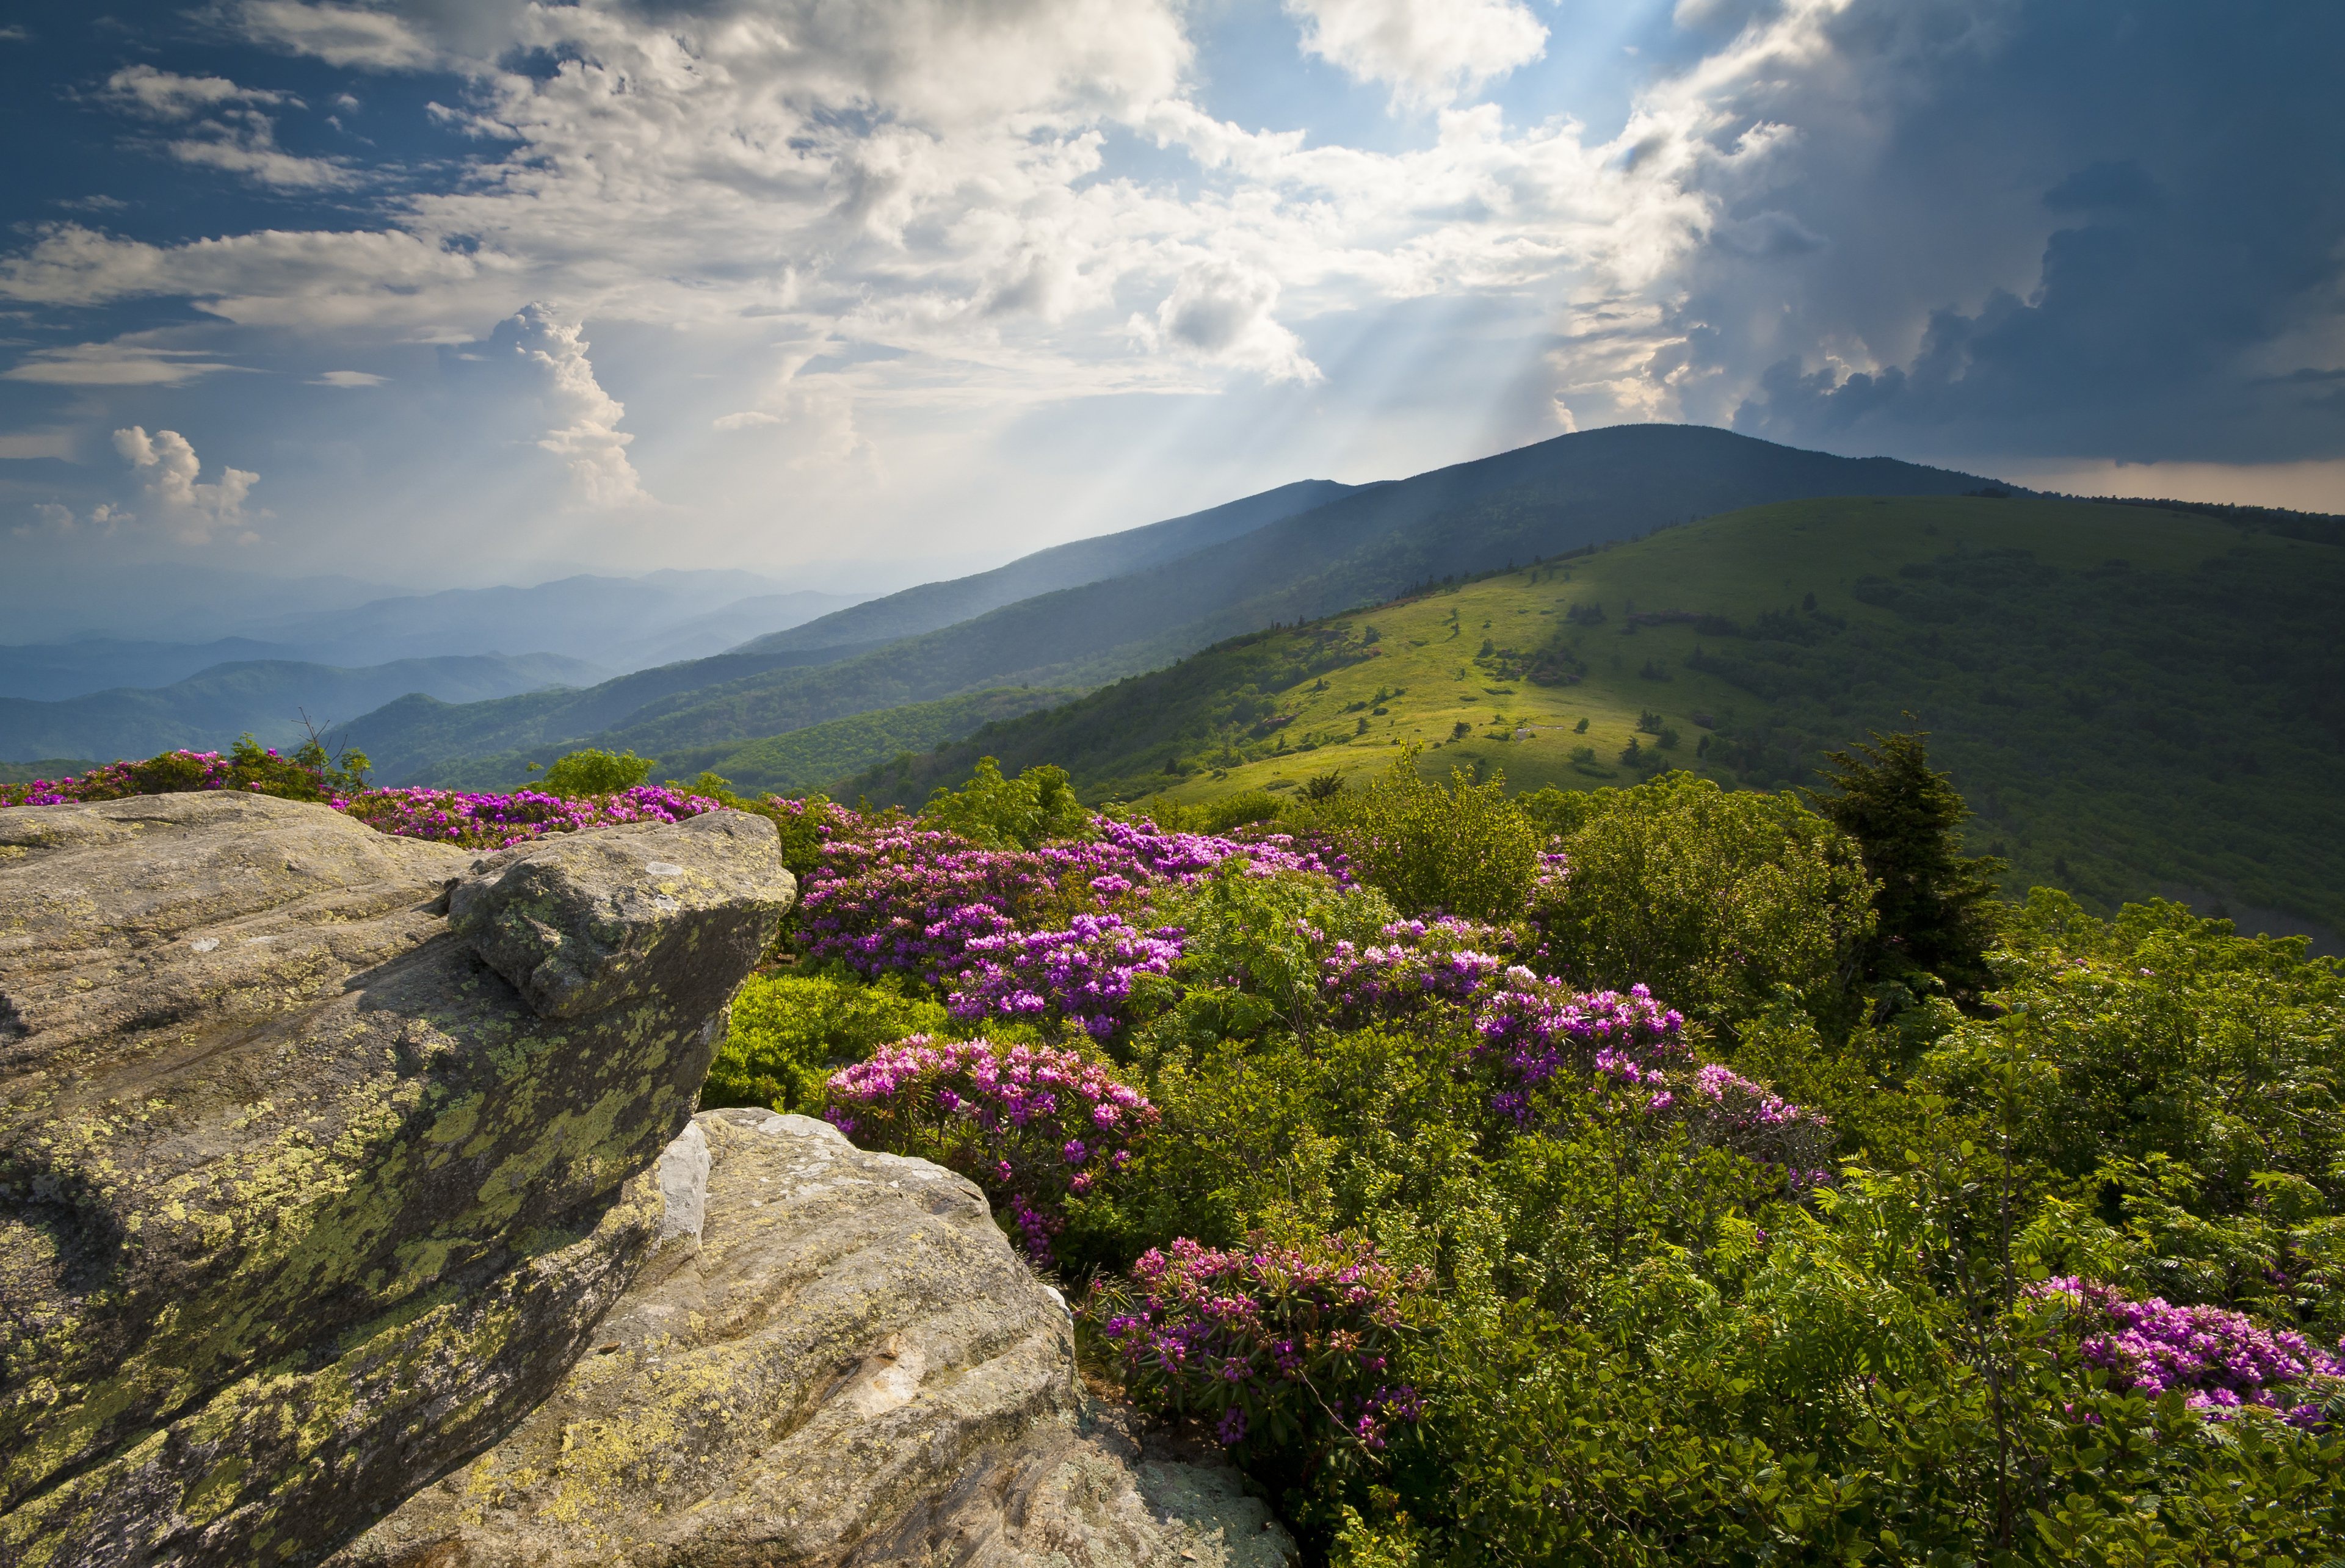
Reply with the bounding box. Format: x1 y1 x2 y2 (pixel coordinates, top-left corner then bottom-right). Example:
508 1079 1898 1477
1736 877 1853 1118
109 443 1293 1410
839 495 2345 939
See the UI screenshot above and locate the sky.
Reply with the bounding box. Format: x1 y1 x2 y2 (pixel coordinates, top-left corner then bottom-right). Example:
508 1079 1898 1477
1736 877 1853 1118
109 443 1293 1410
1 0 2340 598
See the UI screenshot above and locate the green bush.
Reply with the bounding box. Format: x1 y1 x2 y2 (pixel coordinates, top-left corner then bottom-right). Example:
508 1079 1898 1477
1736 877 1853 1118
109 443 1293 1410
1524 771 1876 1037
537 747 654 795
922 754 1089 849
1295 748 1542 922
701 971 948 1115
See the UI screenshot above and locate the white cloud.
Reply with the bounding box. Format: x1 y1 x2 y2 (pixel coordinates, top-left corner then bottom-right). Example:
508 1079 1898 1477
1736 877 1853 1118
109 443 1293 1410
713 411 782 431
101 64 352 189
499 305 653 509
308 369 386 387
1136 261 1322 384
4 340 245 386
104 65 299 119
233 1 442 70
1285 0 1547 107
113 427 260 544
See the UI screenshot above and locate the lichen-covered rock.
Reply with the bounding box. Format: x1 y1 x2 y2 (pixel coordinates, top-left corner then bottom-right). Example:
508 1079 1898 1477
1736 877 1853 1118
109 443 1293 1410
336 1110 1294 1568
0 793 794 1567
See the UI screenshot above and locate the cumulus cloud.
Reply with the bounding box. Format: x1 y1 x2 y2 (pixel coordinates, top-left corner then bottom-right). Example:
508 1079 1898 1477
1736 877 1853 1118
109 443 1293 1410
495 305 653 509
1285 0 1547 107
113 427 259 544
713 411 782 431
1137 261 1322 384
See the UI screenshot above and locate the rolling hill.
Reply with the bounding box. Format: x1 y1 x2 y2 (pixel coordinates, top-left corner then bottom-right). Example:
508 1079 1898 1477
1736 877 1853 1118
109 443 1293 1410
0 652 606 763
336 426 1998 784
837 494 2345 944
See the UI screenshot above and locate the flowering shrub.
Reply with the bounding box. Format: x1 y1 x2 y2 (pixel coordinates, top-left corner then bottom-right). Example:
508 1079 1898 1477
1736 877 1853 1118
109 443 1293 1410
796 810 1344 986
1100 1234 1427 1462
1668 1063 1837 1187
2031 1276 2345 1423
338 784 717 850
4 747 719 850
948 912 1186 1039
825 1035 1156 1265
1473 981 1691 1119
1319 917 1520 1016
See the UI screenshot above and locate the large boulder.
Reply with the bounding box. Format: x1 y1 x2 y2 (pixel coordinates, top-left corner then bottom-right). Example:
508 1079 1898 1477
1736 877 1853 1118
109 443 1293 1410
0 793 794 1567
338 1108 1294 1568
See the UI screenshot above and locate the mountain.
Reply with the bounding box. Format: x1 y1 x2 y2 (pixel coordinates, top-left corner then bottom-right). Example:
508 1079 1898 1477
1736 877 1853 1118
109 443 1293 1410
837 493 2344 945
0 573 864 704
237 571 854 668
0 652 607 764
336 425 1997 786
0 637 305 703
738 479 1357 655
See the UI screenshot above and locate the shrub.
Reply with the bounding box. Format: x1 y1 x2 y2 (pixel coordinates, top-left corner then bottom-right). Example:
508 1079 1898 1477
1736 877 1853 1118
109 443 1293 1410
825 1035 1156 1266
537 747 655 795
1527 772 1874 1036
1098 1234 1427 1475
923 755 1089 850
947 912 1185 1040
2 735 368 807
1295 748 1541 922
701 972 948 1115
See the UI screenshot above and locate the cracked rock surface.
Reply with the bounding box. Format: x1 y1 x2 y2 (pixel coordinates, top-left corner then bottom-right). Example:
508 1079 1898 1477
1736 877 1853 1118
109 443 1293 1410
0 793 793 1568
338 1109 1296 1568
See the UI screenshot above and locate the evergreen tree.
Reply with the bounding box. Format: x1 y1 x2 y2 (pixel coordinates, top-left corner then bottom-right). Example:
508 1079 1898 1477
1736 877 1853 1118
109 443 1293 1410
1810 731 2006 1008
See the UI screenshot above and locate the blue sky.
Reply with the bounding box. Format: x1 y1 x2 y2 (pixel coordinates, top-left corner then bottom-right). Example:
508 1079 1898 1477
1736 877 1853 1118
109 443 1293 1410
2 0 2340 595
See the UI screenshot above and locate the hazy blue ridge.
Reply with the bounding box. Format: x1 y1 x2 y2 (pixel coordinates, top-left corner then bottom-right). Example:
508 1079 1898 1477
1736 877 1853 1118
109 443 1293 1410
736 479 1357 656
0 652 609 764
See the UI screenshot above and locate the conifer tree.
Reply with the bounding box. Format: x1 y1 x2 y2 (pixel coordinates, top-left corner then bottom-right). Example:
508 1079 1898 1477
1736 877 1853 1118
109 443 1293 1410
1810 731 2006 1008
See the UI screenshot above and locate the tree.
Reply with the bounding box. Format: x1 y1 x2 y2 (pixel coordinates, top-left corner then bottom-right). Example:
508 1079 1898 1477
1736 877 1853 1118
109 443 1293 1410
1810 732 2005 1008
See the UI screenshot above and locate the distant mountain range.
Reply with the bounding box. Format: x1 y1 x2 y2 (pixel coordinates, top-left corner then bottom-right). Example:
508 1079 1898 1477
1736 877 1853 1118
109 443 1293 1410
333 425 1998 786
0 652 609 764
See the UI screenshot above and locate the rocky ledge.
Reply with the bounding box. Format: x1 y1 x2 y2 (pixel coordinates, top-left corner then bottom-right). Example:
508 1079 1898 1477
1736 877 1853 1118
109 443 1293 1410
0 793 794 1567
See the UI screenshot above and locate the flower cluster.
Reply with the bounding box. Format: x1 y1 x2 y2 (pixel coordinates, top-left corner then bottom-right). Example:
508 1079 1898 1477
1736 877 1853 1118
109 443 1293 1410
1672 1063 1836 1188
4 753 720 851
2031 1277 2345 1424
824 1035 1155 1265
337 784 718 850
1473 982 1691 1117
1100 1234 1427 1459
796 812 1343 985
1319 917 1520 1015
1 751 237 805
948 912 1186 1039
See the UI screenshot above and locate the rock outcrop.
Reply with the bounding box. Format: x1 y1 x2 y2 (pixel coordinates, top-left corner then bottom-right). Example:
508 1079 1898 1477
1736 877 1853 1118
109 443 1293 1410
338 1108 1294 1568
0 793 794 1567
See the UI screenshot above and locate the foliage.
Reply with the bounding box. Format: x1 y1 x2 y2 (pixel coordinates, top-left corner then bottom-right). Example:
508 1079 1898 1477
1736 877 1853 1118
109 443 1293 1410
701 972 948 1116
824 1035 1156 1267
1296 748 1543 921
2 734 370 807
1523 771 1876 1036
1811 731 2006 1008
948 912 1184 1040
535 746 656 795
1098 1234 1427 1495
921 754 1090 849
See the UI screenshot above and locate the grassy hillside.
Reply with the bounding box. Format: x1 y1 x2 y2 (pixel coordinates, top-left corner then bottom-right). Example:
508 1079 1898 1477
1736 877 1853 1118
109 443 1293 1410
843 494 2345 939
344 426 1994 784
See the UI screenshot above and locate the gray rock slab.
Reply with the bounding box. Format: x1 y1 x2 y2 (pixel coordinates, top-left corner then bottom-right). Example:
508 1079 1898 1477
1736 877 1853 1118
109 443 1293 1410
0 793 793 1567
338 1109 1294 1567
